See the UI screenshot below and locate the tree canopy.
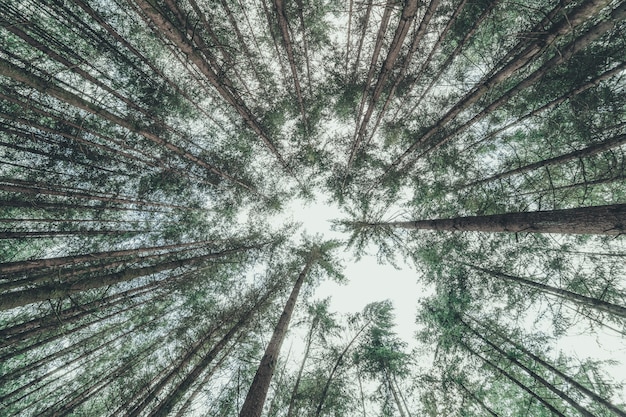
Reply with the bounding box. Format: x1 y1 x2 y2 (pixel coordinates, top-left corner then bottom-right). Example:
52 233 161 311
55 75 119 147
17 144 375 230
1 0 625 416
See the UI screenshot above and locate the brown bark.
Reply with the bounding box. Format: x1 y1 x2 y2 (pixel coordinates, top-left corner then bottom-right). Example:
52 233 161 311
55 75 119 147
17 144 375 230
466 263 626 319
468 315 626 417
239 258 316 417
351 0 394 164
296 0 313 95
0 239 212 274
285 314 317 417
456 381 500 417
346 0 354 78
463 60 626 153
273 0 308 131
463 133 626 189
395 0 499 124
365 0 443 148
315 318 371 417
462 318 596 417
462 342 568 417
350 0 420 163
0 178 190 210
0 281 159 346
423 1 626 160
133 0 292 178
149 304 260 417
351 0 373 80
359 204 626 235
0 56 253 191
387 373 407 417
46 331 167 417
0 246 257 310
0 229 140 239
2 310 167 407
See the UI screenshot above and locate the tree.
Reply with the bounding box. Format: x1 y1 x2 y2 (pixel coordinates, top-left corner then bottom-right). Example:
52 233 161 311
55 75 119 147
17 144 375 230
1 0 625 416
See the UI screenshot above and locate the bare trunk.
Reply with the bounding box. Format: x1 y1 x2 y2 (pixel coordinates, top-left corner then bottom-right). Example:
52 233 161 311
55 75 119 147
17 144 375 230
466 263 626 319
239 258 315 417
315 319 371 417
0 246 257 310
358 204 626 235
462 318 596 417
467 315 626 417
380 0 613 182
463 342 567 417
463 133 626 189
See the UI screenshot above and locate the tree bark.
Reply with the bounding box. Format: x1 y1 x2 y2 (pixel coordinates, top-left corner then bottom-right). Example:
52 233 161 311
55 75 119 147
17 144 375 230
0 246 257 310
467 315 626 417
463 133 626 189
315 318 371 417
380 0 614 182
466 263 626 319
286 314 317 417
239 257 316 417
462 342 568 417
357 204 626 235
462 318 597 417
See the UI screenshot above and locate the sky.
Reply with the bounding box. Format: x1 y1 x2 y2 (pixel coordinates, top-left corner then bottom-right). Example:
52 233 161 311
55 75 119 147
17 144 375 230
272 193 425 347
274 193 626 400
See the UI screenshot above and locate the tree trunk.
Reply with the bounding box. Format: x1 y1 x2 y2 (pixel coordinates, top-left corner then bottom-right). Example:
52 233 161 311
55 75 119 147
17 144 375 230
467 315 626 417
380 0 613 181
0 56 253 192
462 342 567 417
0 246 257 310
149 301 265 417
466 263 626 319
456 381 500 417
286 315 317 417
387 372 407 417
239 257 316 417
356 204 626 235
0 239 213 275
463 133 626 189
315 318 371 417
462 318 596 417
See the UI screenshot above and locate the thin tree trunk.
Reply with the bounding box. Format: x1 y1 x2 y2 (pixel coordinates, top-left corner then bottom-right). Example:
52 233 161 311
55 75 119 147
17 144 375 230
239 257 316 417
365 0 444 147
0 239 213 275
132 0 293 179
462 60 626 153
351 0 373 80
285 315 317 417
0 56 254 192
462 318 597 417
148 300 266 417
456 381 500 417
422 1 626 160
467 315 626 417
350 0 394 168
387 372 407 417
315 318 371 417
273 0 308 131
0 246 257 310
355 204 626 235
462 342 568 417
379 0 613 183
463 133 626 189
465 263 626 319
349 0 416 169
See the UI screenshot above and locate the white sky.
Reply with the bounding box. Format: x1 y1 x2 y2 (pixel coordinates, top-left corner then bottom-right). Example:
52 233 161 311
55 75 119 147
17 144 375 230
274 193 626 401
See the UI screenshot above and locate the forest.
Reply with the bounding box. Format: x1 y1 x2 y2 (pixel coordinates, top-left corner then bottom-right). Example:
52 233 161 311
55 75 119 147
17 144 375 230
1 0 625 415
